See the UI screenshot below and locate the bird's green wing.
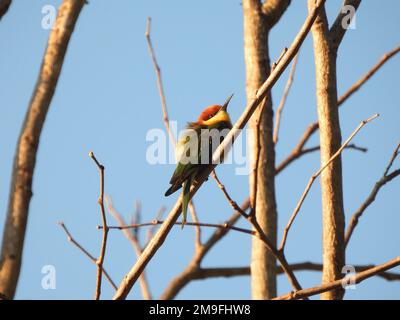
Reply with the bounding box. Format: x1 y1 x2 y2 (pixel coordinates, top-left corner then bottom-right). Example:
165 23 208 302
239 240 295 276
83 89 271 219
165 127 201 196
181 175 192 229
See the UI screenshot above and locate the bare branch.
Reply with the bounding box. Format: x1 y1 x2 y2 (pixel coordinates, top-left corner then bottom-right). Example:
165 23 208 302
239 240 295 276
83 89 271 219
211 171 249 219
102 219 255 237
282 46 399 168
384 143 400 176
89 152 108 300
345 143 400 246
191 267 249 280
145 17 175 145
276 143 367 174
329 0 362 52
279 114 379 252
58 222 117 290
0 0 86 299
113 0 327 300
105 196 152 300
338 46 400 106
273 52 299 144
274 256 400 300
191 262 400 282
262 0 291 28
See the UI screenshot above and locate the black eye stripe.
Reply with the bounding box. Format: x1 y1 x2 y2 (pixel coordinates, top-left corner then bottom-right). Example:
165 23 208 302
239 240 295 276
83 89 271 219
208 112 218 119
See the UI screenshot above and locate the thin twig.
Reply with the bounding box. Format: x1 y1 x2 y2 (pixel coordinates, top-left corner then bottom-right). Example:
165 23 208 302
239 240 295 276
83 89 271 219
89 151 108 300
279 114 379 252
383 143 400 177
145 17 175 145
211 171 249 219
101 219 255 236
113 0 327 299
105 196 153 300
273 52 299 144
58 222 117 290
271 47 288 71
274 256 400 300
145 17 201 243
345 143 400 247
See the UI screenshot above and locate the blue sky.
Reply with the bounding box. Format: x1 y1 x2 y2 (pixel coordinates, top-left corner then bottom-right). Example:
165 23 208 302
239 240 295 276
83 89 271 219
0 0 399 299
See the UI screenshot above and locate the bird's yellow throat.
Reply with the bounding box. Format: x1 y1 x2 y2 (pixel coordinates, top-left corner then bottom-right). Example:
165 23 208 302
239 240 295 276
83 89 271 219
201 110 231 126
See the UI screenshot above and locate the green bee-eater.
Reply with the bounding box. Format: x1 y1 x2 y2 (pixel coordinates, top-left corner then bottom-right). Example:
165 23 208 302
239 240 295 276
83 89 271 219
164 94 234 228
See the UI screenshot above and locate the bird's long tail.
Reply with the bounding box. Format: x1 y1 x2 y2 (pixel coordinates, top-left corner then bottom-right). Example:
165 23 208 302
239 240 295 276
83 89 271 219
181 176 192 229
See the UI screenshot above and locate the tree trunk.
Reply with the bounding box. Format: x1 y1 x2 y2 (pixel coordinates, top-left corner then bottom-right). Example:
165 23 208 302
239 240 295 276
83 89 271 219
0 0 85 299
308 1 345 300
243 0 277 299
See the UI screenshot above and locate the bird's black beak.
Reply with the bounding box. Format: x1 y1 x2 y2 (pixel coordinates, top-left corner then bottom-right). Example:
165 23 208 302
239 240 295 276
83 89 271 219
220 94 234 112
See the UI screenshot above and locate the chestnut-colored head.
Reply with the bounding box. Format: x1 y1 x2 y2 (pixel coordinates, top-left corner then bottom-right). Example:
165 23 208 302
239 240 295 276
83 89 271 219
196 94 233 127
197 105 222 124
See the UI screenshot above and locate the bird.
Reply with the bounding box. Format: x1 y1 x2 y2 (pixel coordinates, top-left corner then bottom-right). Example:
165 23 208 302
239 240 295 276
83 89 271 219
164 94 234 228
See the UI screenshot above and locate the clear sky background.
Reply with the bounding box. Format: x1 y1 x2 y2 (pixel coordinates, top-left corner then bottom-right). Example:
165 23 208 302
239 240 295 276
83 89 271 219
0 0 399 300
